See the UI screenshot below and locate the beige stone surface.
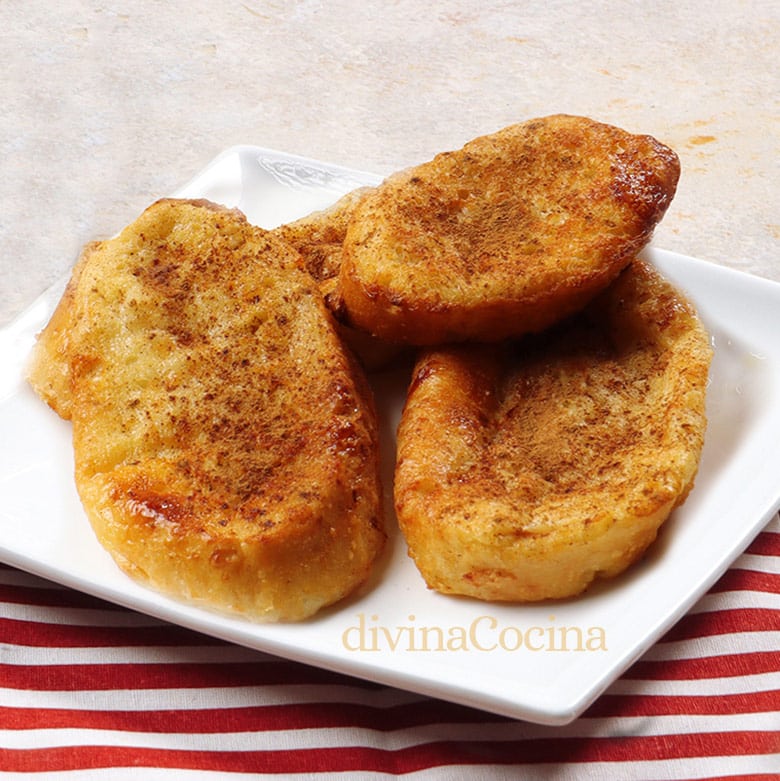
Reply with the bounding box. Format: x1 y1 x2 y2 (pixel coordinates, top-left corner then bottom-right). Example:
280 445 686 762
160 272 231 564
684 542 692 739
1 0 778 325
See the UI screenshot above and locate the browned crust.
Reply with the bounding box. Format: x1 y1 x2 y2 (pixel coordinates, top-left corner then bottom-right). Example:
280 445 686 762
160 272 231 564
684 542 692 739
340 115 680 345
28 198 385 621
394 259 712 601
271 187 405 370
272 187 373 285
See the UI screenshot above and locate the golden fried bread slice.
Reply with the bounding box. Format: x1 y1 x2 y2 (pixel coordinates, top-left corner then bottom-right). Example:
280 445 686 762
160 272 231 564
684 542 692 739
272 187 404 370
394 260 712 601
28 198 385 621
341 115 680 345
272 187 372 300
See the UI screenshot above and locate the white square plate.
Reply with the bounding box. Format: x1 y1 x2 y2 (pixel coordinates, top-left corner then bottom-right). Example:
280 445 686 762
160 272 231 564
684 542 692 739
2 146 779 725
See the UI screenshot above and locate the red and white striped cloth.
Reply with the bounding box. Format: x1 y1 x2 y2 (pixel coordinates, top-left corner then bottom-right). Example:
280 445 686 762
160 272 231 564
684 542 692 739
1 515 778 779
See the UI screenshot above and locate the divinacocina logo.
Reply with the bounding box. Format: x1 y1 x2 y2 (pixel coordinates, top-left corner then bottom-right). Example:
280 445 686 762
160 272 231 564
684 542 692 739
342 613 607 653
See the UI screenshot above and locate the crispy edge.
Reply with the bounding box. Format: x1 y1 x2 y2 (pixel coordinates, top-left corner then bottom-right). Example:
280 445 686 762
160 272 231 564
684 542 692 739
394 260 712 602
340 115 681 345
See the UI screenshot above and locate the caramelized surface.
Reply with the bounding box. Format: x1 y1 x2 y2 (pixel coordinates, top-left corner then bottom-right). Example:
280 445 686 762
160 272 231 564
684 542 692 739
341 115 680 345
272 187 403 370
272 186 372 296
28 198 385 621
394 260 712 601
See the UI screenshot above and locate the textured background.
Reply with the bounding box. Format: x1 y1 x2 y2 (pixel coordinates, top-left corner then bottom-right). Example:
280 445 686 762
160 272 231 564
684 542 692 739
2 0 778 326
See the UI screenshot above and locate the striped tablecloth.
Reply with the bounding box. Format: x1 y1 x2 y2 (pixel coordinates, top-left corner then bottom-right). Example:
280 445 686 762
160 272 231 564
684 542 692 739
1 515 778 779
